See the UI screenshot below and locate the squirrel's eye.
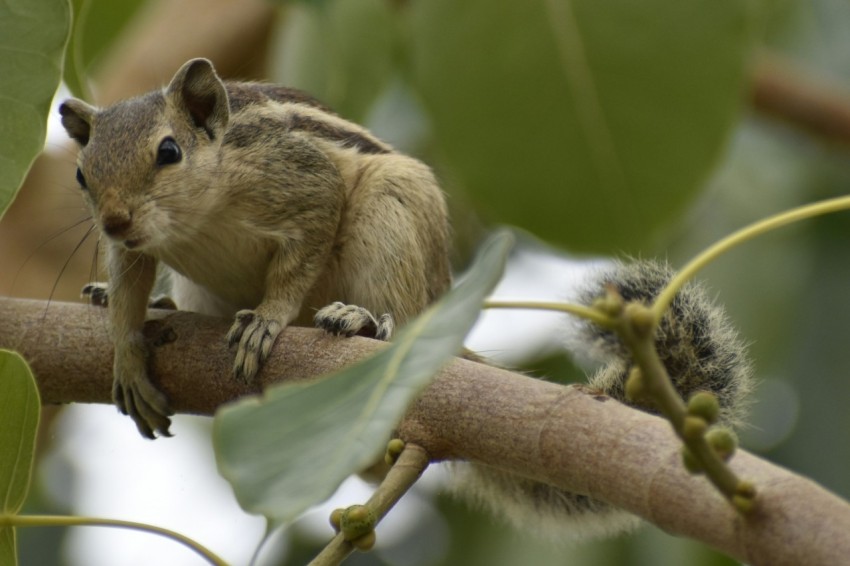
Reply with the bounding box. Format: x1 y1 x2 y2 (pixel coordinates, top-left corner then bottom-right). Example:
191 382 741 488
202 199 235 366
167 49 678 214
75 167 87 189
156 137 182 166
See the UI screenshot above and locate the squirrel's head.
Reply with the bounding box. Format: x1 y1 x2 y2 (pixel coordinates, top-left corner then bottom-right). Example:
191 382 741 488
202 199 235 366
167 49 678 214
59 58 230 251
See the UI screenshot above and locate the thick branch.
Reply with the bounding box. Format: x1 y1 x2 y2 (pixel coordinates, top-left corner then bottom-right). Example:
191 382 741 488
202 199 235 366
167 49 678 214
2 297 849 565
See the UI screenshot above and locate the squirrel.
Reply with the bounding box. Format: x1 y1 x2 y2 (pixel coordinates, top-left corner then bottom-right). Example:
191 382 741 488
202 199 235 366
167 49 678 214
61 58 752 542
59 58 451 439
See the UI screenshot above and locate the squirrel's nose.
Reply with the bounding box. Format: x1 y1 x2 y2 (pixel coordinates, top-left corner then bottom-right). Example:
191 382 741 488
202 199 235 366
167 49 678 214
102 211 132 238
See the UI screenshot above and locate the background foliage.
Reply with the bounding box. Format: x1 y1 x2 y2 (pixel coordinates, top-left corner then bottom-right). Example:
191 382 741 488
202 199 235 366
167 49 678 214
2 0 850 564
0 0 68 217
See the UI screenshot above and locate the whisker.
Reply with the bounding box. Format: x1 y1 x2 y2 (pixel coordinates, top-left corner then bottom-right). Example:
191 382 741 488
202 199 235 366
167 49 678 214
9 215 93 294
42 142 84 161
40 223 99 323
89 233 102 285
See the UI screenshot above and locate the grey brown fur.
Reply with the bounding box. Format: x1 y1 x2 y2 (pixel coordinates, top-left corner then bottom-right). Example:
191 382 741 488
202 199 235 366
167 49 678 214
458 260 753 540
574 260 752 427
60 58 450 438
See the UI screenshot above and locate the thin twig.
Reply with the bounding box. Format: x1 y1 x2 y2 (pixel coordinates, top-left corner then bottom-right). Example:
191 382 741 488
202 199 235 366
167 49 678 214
652 194 850 322
3 514 228 565
307 533 351 566
613 302 746 503
482 299 613 327
309 444 430 566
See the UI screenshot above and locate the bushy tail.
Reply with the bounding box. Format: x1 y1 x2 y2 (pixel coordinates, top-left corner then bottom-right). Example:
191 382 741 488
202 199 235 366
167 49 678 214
454 260 753 541
567 260 753 427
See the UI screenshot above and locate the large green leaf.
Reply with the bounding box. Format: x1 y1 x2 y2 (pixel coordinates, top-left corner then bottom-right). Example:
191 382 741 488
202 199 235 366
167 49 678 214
409 0 759 254
214 231 513 526
63 0 147 97
0 0 70 219
0 527 16 566
272 0 397 122
0 351 41 565
0 351 40 514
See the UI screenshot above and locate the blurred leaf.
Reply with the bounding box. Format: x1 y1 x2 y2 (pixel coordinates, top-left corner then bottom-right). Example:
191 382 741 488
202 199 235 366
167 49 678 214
272 0 397 121
64 0 147 97
0 351 40 514
0 527 16 566
0 0 70 219
268 0 329 4
0 351 41 566
521 351 585 386
409 0 760 254
214 231 513 526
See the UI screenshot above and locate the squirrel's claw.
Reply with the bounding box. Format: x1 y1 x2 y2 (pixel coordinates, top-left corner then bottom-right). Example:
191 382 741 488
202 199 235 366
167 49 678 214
113 369 173 439
314 302 394 341
227 309 283 381
81 282 177 311
82 282 110 307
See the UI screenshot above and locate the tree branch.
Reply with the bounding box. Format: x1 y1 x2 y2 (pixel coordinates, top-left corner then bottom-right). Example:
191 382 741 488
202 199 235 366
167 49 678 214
752 55 850 146
2 297 849 565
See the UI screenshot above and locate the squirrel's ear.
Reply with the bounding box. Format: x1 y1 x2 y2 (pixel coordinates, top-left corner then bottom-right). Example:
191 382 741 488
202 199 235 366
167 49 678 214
166 58 229 139
59 99 96 146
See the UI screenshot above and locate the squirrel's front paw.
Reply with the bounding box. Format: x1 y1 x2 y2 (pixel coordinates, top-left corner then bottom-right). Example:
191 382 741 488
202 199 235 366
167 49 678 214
226 309 283 381
314 302 394 341
82 282 110 306
113 367 173 439
81 283 177 310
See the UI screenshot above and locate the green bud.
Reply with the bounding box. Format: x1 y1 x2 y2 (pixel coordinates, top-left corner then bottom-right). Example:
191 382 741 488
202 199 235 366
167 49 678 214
706 428 738 461
732 494 755 514
681 446 703 475
329 508 343 532
736 480 757 499
352 530 376 551
733 482 757 513
682 416 708 440
687 391 720 424
385 438 405 465
340 505 376 541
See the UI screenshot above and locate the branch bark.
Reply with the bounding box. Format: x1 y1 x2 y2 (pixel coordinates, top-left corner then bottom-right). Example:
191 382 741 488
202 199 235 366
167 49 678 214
752 55 850 146
2 297 849 565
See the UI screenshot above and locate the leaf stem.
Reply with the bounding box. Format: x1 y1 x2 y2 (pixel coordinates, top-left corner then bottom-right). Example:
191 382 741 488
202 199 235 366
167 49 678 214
70 0 96 102
482 299 614 327
652 194 850 322
0 514 228 566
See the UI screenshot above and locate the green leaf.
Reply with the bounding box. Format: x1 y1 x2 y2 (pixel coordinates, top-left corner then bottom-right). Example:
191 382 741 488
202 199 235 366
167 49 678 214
410 0 760 254
64 0 147 97
272 0 397 121
0 351 40 514
214 231 513 526
0 351 41 566
0 0 71 219
0 526 16 566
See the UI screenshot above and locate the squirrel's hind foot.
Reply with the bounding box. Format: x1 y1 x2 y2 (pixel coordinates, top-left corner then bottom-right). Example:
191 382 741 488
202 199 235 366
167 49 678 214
226 310 284 382
314 302 394 341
